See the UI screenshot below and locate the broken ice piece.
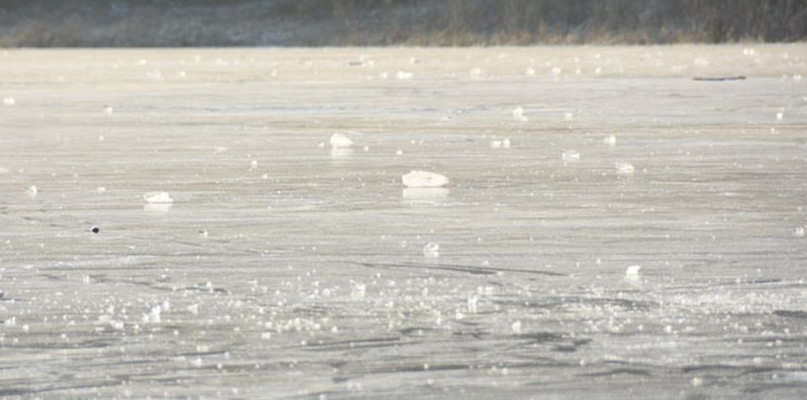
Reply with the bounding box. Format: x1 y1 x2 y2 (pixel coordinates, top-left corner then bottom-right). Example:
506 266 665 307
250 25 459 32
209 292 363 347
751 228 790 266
329 133 353 148
402 170 449 188
616 162 635 175
423 242 440 258
143 192 173 204
562 150 580 162
625 265 641 279
512 106 528 122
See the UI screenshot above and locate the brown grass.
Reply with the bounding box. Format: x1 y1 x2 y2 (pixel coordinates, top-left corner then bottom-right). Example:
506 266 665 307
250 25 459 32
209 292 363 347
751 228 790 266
1 0 805 47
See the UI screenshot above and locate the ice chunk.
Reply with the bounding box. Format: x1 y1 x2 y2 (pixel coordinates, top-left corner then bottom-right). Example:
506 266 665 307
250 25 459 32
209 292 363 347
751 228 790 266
616 162 635 175
603 135 617 146
511 320 523 334
562 150 580 162
512 106 528 122
395 71 413 80
564 112 574 122
793 227 805 237
525 67 536 76
3 97 15 106
776 111 784 121
402 170 449 188
490 138 511 149
25 185 38 195
625 265 641 277
329 133 353 148
143 192 173 204
423 242 440 258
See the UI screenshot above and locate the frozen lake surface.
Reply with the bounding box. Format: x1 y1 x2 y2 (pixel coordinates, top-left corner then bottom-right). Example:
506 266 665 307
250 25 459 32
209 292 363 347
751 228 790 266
1 45 806 399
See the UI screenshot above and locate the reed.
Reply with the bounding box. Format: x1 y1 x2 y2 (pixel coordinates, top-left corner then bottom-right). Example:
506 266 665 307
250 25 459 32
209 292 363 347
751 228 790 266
1 0 804 47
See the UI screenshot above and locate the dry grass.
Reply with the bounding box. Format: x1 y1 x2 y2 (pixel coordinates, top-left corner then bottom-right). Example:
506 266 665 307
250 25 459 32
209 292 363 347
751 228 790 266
1 0 805 47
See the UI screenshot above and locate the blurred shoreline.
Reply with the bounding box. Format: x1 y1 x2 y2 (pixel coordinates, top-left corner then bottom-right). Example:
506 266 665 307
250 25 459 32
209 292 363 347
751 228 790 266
1 0 806 47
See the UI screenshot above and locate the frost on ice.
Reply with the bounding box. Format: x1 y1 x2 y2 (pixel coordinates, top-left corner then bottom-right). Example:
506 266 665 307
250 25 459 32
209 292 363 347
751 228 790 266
402 170 449 188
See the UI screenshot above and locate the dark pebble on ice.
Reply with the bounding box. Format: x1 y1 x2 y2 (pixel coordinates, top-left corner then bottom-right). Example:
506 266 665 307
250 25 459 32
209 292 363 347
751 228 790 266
91 226 100 233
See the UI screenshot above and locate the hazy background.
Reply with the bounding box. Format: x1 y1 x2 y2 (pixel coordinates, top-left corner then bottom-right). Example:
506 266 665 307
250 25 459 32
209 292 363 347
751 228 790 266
1 0 806 47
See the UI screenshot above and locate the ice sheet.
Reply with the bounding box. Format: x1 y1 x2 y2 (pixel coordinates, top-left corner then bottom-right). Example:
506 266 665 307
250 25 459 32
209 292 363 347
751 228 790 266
1 45 806 399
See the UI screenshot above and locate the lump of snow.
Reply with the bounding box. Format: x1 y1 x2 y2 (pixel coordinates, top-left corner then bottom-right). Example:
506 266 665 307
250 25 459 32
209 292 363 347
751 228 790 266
395 71 413 80
143 192 173 204
625 265 641 278
329 133 353 148
490 138 511 149
3 97 15 106
603 135 617 146
402 170 449 188
25 185 38 195
511 320 523 334
423 242 440 258
562 150 580 162
512 106 528 122
616 162 635 175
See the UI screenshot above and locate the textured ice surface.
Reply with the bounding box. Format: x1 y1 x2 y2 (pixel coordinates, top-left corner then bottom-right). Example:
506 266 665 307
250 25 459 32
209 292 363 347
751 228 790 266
1 45 807 399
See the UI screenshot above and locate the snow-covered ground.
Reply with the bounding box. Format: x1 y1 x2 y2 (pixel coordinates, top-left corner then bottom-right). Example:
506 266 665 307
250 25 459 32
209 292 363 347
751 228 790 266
1 45 806 399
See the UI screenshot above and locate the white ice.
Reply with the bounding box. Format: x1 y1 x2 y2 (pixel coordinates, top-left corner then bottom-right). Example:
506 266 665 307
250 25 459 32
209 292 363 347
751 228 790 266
143 191 173 204
402 170 449 188
329 133 354 148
